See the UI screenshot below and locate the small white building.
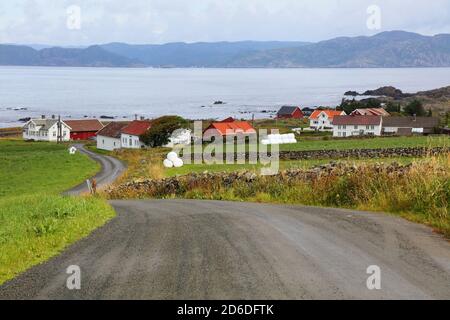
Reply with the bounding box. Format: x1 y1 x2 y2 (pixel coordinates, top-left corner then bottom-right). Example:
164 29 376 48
309 110 346 131
96 122 130 151
23 118 71 142
120 120 152 149
164 129 192 148
332 116 383 137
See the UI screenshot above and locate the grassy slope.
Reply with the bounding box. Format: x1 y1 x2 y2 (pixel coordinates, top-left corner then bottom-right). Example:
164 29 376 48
0 140 100 197
0 140 115 285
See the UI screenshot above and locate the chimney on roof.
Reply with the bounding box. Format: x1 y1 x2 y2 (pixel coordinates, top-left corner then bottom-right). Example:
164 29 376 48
51 114 55 119
41 115 45 119
135 114 138 120
413 114 417 121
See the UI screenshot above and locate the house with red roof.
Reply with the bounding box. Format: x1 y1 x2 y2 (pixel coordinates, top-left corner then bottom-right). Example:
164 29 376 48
276 106 304 119
65 119 104 140
120 120 152 149
309 109 346 131
96 121 130 151
204 118 256 139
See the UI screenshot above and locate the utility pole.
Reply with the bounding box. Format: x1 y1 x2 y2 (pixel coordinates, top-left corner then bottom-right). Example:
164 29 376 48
57 115 62 143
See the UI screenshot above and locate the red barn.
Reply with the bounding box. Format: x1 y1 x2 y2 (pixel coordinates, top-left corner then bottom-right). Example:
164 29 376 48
276 106 304 119
65 119 104 141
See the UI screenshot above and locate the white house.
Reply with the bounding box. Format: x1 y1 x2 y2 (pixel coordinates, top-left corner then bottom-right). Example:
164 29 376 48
120 120 152 149
96 122 130 151
309 110 346 131
23 118 71 142
164 129 192 148
332 116 383 137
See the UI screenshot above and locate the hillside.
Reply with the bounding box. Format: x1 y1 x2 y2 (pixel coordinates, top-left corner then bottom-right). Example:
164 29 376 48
1 31 450 68
346 85 450 113
0 45 141 67
228 31 450 68
101 41 309 67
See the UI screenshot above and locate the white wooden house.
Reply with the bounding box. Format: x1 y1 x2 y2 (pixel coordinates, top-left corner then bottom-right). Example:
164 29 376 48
23 118 71 142
309 110 346 131
120 120 152 149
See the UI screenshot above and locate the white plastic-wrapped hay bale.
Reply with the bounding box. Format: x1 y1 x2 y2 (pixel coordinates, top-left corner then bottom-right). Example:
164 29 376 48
163 159 174 168
167 152 179 163
286 133 297 143
172 158 184 168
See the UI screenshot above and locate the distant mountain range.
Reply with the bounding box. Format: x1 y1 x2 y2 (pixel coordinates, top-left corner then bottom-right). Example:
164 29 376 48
2 31 450 68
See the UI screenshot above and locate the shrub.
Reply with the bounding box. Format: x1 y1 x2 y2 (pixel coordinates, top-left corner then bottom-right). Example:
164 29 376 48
140 116 189 147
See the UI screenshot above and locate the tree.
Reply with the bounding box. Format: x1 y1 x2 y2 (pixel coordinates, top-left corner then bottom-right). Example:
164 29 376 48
338 98 383 115
385 101 401 114
140 116 189 147
403 100 426 117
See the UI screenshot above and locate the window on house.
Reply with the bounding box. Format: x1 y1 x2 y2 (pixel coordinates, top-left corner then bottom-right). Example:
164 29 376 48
343 125 347 129
343 132 347 137
371 125 375 130
53 132 56 137
354 125 358 129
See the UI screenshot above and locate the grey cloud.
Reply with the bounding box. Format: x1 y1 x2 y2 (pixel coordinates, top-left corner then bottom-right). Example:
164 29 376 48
0 0 449 45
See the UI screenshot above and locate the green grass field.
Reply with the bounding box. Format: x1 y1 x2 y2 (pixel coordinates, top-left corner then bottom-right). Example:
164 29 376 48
0 140 115 285
279 135 449 152
0 140 100 197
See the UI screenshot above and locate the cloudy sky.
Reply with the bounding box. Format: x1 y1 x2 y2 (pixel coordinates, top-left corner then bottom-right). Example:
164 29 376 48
1 0 450 45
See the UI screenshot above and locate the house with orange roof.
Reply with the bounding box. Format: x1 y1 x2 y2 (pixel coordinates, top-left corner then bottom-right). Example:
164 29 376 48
309 109 346 131
120 120 152 149
204 118 256 139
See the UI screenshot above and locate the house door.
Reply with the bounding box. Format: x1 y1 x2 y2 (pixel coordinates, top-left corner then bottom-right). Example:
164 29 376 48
129 138 132 146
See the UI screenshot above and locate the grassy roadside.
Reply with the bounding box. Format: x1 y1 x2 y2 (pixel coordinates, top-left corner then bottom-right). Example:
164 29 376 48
0 140 115 285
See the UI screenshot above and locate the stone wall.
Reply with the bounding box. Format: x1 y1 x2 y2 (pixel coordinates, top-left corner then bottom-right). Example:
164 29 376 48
106 162 414 199
229 147 447 161
278 147 447 160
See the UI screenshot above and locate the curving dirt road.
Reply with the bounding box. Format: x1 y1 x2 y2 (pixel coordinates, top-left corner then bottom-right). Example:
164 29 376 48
1 199 450 300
